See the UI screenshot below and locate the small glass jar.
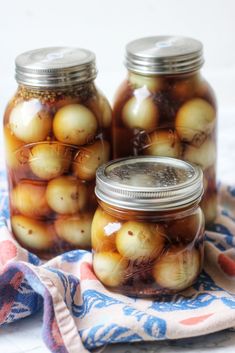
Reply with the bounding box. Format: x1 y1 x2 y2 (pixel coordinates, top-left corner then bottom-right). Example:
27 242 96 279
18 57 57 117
3 47 112 258
92 156 205 297
113 36 217 225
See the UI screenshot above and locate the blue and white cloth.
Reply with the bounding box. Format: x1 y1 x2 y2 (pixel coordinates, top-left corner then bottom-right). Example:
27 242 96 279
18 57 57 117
0 169 235 353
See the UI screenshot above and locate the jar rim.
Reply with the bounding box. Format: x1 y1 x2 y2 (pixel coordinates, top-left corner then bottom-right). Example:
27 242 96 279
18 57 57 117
95 156 204 211
15 47 97 88
125 36 204 75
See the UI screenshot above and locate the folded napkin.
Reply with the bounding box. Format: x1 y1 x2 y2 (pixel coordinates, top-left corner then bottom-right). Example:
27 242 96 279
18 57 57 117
0 168 235 353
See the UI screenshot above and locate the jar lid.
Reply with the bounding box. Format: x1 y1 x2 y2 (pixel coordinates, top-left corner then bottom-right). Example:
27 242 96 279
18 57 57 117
15 47 97 87
95 156 203 211
125 36 204 75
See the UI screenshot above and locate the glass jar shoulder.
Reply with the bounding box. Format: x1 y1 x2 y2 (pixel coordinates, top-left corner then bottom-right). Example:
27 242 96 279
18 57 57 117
113 72 217 124
92 202 204 248
3 85 112 165
4 84 112 129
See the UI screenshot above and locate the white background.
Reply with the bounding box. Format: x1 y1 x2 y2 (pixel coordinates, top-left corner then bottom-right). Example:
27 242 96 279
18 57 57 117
0 1 235 351
0 0 235 108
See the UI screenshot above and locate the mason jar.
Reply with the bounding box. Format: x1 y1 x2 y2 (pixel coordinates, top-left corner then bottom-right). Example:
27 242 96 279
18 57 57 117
3 47 112 258
91 156 205 297
113 36 217 225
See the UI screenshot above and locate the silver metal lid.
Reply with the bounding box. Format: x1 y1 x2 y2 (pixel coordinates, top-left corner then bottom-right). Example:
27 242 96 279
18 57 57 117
96 156 203 211
125 36 204 75
15 47 97 87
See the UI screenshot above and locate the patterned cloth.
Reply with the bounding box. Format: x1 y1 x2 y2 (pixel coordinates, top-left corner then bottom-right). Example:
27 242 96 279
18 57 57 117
0 169 235 353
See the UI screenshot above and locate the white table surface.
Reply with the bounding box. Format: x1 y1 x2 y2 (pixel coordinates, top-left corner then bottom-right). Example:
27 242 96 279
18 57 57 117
0 102 234 352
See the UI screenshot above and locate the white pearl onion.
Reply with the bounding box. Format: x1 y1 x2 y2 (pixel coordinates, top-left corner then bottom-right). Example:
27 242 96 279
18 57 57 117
73 140 110 181
93 252 128 287
11 181 51 218
55 213 92 248
144 130 181 158
53 104 98 145
116 221 165 261
201 194 218 225
128 73 163 92
87 94 112 128
46 176 87 214
9 101 52 143
184 139 216 170
175 98 215 145
29 143 71 180
12 215 54 250
91 207 121 252
4 126 24 169
153 247 201 290
122 96 159 132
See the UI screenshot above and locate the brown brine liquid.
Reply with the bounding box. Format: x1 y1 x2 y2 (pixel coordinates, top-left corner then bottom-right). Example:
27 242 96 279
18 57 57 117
92 202 204 297
4 84 112 258
113 72 217 225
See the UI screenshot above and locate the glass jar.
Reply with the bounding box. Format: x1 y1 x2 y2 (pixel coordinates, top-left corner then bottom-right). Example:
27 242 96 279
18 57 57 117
3 47 112 258
113 36 217 225
92 156 205 297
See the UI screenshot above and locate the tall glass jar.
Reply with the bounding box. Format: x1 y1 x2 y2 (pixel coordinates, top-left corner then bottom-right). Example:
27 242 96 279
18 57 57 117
3 47 112 258
92 156 205 297
113 36 217 225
